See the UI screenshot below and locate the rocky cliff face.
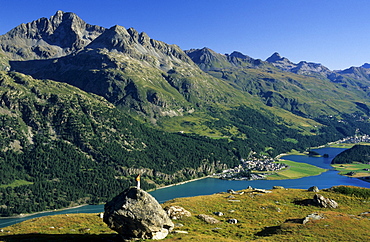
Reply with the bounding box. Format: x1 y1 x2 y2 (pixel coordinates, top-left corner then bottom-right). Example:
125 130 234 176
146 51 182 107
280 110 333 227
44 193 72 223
8 20 242 119
0 10 105 60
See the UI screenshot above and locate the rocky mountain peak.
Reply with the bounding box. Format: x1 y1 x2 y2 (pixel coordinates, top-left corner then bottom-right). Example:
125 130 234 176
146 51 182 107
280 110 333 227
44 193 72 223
185 47 222 64
265 52 295 71
266 52 283 63
229 51 251 60
361 63 370 69
0 11 105 60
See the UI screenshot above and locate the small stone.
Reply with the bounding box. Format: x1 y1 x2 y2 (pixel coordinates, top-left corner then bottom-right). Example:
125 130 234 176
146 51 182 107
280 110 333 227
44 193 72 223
302 213 324 224
273 186 285 189
197 214 220 224
227 189 235 194
172 230 188 234
254 188 272 193
212 227 222 230
213 212 224 216
227 219 238 224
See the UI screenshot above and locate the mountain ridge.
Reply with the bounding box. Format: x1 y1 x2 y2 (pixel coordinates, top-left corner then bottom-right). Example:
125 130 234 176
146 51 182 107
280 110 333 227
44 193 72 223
0 10 105 60
1 11 370 216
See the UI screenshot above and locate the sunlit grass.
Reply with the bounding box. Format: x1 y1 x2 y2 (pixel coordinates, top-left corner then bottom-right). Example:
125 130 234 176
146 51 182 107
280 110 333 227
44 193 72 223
332 163 370 177
1 187 369 242
267 160 326 180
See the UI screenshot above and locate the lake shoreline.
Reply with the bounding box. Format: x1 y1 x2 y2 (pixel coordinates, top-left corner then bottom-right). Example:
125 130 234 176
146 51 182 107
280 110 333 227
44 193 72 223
148 175 213 192
0 204 89 220
1 145 367 221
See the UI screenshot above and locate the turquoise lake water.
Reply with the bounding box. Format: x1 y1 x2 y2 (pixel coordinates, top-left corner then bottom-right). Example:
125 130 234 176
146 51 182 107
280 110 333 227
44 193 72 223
1 147 370 228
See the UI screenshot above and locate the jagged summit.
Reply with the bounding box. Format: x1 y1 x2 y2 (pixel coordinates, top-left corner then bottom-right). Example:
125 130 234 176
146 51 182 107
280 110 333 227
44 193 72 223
229 51 252 60
265 52 332 76
265 52 284 63
86 24 192 69
185 48 262 71
361 63 370 69
0 10 105 60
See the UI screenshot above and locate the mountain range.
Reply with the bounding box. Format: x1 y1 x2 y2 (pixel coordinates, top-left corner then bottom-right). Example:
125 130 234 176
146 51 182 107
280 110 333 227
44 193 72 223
1 11 370 215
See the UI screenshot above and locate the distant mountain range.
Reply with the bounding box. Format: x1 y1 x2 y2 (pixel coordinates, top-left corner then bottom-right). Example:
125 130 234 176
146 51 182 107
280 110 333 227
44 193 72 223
1 11 370 215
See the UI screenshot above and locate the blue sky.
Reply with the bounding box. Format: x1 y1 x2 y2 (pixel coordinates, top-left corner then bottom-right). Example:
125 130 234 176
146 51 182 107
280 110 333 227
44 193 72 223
1 0 370 70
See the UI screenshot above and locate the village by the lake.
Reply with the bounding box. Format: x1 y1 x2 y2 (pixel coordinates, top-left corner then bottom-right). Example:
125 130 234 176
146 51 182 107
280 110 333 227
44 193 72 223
218 134 370 181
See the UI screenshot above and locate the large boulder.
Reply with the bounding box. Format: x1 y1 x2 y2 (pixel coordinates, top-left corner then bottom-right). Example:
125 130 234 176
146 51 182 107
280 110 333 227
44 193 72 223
103 187 174 240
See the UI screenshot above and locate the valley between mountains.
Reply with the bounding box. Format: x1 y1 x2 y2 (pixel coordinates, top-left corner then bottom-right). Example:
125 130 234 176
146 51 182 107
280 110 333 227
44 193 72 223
1 11 370 216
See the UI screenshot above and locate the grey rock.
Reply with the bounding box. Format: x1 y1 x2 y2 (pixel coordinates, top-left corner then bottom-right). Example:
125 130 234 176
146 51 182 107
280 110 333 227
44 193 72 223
302 213 324 224
104 187 174 240
227 189 235 194
308 186 320 192
313 194 338 208
227 218 238 224
172 230 188 234
197 214 220 224
213 212 224 216
164 205 191 220
273 186 285 189
254 188 272 193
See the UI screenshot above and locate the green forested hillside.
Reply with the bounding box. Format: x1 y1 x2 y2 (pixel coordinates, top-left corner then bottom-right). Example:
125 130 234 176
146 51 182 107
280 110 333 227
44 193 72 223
0 71 242 216
332 145 370 164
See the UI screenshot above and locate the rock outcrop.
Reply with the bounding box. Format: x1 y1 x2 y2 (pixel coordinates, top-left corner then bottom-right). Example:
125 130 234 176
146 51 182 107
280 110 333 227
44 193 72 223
313 194 338 208
164 206 191 220
308 186 320 192
103 187 174 240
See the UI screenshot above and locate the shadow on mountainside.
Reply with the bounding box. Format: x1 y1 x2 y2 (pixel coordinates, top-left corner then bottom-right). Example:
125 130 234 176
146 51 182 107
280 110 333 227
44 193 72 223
0 233 121 242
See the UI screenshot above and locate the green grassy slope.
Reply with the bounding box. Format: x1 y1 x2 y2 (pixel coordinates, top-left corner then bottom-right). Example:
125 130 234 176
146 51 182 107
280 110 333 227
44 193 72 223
1 186 369 242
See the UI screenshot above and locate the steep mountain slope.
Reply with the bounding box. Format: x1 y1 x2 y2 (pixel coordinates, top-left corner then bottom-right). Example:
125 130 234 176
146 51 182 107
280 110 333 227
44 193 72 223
187 48 370 118
0 11 105 60
5 12 370 144
9 24 254 121
0 71 243 216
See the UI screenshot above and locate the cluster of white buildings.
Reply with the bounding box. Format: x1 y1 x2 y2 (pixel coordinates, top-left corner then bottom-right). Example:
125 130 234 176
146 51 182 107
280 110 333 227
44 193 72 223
336 134 370 144
217 157 287 180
